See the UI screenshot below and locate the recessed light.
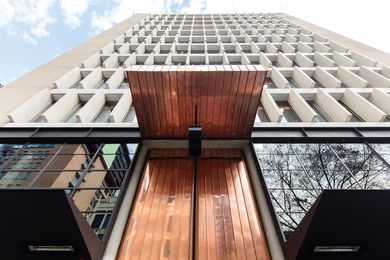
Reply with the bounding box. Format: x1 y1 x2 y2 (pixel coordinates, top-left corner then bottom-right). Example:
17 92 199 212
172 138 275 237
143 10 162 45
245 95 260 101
313 245 361 253
27 245 75 253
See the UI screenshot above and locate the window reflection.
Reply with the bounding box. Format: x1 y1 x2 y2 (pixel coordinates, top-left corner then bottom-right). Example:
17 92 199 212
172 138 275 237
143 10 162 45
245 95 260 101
276 101 301 122
255 142 390 239
0 142 138 241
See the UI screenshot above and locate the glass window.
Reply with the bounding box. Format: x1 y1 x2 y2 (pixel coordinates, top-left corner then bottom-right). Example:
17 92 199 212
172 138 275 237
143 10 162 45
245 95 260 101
371 143 390 165
93 102 116 123
255 142 390 239
123 107 136 123
288 79 300 88
338 100 363 122
102 214 111 229
276 101 301 122
91 214 104 229
65 104 83 123
255 106 269 123
307 101 331 122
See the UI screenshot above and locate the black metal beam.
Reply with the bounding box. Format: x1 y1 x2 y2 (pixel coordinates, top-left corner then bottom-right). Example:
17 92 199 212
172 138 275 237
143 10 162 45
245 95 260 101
0 127 141 143
251 126 390 143
0 126 390 143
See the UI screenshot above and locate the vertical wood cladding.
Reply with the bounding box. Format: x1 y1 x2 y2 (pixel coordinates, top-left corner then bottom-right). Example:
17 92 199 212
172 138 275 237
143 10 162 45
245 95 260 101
118 150 193 260
197 150 271 260
118 149 270 260
127 65 266 139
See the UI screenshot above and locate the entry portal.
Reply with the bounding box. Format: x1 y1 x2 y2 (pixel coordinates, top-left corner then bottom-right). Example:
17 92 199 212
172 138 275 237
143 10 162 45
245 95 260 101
118 149 270 260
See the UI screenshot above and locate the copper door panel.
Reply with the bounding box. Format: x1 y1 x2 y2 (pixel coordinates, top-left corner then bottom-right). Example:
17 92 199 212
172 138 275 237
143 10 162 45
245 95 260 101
118 150 193 260
197 150 271 260
126 65 266 139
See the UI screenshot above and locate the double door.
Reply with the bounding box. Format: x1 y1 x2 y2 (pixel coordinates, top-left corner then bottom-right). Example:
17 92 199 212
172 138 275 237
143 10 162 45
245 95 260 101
118 149 270 260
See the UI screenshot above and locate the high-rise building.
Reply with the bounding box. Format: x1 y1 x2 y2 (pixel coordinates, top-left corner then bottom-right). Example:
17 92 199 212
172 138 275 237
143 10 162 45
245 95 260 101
0 13 390 260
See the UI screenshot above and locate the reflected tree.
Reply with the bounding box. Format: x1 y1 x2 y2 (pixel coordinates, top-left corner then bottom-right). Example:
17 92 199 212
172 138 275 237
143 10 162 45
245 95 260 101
255 143 390 238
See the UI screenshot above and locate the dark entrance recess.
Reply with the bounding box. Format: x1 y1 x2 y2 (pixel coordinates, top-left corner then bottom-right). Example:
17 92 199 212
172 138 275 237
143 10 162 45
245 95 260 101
285 190 390 260
0 190 101 260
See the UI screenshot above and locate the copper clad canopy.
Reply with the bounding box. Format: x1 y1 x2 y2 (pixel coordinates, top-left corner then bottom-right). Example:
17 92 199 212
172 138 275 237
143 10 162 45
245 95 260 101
126 65 266 139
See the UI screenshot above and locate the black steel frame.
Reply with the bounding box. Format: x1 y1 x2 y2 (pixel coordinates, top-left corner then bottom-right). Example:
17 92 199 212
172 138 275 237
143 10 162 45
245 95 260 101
0 126 390 143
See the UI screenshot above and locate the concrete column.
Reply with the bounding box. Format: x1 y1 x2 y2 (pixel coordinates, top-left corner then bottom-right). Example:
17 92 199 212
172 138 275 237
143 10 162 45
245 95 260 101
259 52 272 67
297 41 313 53
271 34 282 43
109 92 132 122
336 67 368 88
313 41 331 53
106 68 124 89
42 91 79 122
314 52 335 67
266 42 278 53
234 42 242 53
285 34 298 43
53 67 81 89
288 89 317 122
313 33 327 42
250 42 260 53
79 68 103 89
292 67 315 88
295 52 314 67
8 89 52 122
258 34 267 43
123 53 137 67
329 41 348 52
271 68 289 88
81 53 100 68
288 27 299 35
358 66 390 88
351 51 377 67
314 67 342 88
118 42 130 54
241 53 250 65
277 52 293 67
368 89 390 115
299 33 312 42
260 90 283 122
332 52 356 67
315 89 351 122
76 91 106 122
282 41 295 53
381 66 390 79
100 42 115 54
342 89 386 122
114 34 125 44
136 42 146 54
242 146 285 260
103 53 119 68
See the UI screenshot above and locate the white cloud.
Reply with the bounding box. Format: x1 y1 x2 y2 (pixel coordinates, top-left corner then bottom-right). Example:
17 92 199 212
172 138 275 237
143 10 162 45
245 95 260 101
0 0 55 44
0 0 15 26
180 0 206 13
203 0 282 13
59 0 90 29
90 0 167 33
20 31 38 45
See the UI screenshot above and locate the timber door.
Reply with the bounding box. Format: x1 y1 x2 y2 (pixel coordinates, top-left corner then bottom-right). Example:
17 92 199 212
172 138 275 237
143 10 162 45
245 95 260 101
118 149 270 260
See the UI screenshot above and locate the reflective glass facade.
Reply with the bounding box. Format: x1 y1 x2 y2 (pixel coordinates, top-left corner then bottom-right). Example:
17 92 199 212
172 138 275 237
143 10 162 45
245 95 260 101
254 143 390 239
0 142 138 240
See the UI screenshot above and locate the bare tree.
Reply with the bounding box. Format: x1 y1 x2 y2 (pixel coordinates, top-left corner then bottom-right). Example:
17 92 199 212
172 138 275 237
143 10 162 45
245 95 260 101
255 143 390 238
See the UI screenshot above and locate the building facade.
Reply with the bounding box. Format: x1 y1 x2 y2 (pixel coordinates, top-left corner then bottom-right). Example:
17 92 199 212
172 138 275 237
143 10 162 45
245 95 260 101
0 13 390 260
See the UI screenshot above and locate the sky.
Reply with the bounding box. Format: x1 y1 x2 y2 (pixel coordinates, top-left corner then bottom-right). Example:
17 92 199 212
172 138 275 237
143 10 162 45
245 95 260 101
1 0 390 85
